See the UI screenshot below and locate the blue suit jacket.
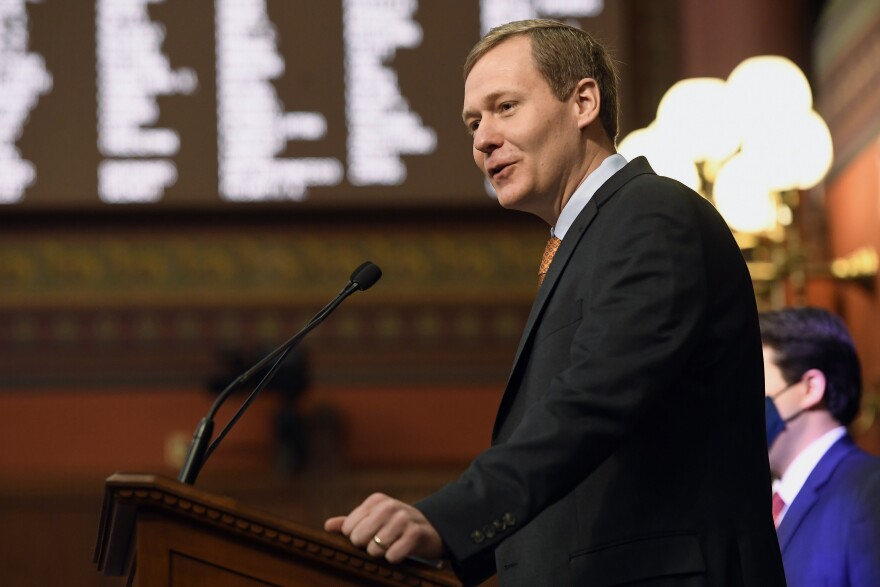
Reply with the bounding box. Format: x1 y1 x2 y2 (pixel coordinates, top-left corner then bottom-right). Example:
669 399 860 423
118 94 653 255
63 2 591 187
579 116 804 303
777 435 880 586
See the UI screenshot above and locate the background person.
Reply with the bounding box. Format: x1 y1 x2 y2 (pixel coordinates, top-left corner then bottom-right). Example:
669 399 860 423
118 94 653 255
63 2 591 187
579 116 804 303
761 306 880 586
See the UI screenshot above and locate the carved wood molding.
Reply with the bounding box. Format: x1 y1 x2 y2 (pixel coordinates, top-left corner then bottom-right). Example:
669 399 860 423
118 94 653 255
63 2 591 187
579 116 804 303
96 473 460 587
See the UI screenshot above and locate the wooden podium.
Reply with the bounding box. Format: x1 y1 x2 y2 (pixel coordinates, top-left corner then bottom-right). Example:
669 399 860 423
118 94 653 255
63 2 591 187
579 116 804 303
95 473 461 586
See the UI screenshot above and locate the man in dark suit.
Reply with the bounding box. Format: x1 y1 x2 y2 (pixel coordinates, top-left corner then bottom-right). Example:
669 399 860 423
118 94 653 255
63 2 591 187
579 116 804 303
326 19 785 586
760 307 880 586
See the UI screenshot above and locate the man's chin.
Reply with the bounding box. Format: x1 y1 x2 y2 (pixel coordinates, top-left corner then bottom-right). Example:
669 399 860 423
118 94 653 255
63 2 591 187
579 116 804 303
767 442 786 479
494 187 525 211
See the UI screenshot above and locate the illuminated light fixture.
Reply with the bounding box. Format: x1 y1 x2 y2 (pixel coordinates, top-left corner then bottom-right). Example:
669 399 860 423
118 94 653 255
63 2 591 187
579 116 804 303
654 78 740 164
736 108 833 194
619 55 833 236
830 247 880 282
712 153 778 233
617 124 701 192
616 55 876 307
725 55 814 129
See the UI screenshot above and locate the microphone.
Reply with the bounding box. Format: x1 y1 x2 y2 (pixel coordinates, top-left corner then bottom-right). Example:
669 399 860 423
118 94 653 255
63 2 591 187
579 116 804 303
349 261 381 291
177 261 382 485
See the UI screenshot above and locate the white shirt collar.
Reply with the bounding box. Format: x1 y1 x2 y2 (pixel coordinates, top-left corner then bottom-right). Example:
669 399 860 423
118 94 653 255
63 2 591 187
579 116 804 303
772 426 847 523
552 153 628 240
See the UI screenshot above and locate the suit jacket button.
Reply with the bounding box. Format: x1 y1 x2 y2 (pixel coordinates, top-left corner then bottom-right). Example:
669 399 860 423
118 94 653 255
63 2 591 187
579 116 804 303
471 530 485 544
484 525 496 539
493 519 505 531
502 512 516 526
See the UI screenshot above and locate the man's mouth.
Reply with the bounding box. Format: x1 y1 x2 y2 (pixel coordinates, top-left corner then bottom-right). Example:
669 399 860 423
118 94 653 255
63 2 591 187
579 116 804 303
489 162 512 179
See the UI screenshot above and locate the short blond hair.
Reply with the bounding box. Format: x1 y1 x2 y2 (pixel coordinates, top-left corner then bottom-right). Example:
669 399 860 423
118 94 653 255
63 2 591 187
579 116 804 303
464 19 619 141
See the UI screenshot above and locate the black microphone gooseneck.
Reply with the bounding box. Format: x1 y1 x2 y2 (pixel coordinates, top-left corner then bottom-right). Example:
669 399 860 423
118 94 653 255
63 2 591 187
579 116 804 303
177 261 382 485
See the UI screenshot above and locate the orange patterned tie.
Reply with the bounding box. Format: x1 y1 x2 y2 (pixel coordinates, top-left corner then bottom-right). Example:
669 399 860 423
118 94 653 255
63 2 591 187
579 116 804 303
538 236 562 287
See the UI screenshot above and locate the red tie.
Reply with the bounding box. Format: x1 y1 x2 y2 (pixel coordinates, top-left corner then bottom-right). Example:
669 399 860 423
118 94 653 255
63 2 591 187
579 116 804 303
771 492 785 527
538 236 562 287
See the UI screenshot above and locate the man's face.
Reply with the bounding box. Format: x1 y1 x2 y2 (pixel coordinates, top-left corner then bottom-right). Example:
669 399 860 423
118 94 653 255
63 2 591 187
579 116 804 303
763 346 788 401
462 36 586 221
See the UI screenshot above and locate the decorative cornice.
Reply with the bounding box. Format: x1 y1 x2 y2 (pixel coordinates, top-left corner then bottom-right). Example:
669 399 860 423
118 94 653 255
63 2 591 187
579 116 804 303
0 225 546 308
0 223 542 386
102 474 460 586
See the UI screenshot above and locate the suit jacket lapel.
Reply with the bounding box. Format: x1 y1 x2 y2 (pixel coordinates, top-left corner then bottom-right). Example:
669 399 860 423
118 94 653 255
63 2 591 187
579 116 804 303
776 436 855 551
509 202 594 364
493 157 655 439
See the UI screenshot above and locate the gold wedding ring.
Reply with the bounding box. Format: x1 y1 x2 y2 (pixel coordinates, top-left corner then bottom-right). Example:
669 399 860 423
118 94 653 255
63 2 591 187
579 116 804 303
372 534 389 549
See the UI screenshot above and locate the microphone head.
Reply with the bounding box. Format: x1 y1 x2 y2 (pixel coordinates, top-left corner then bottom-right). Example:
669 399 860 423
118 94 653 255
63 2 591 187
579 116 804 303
350 261 382 291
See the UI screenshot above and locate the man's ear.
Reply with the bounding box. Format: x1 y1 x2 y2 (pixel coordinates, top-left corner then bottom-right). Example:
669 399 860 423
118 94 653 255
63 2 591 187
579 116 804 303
573 78 601 130
800 368 827 409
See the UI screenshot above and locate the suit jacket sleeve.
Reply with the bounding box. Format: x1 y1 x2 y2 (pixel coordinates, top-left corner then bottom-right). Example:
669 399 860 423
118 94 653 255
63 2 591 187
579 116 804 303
848 462 880 584
417 176 722 585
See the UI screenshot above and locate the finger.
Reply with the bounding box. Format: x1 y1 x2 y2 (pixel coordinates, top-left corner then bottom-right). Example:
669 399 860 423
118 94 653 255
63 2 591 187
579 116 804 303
365 530 395 558
348 494 406 548
364 510 409 559
377 510 414 563
384 536 412 564
384 511 444 564
324 516 346 533
340 493 389 538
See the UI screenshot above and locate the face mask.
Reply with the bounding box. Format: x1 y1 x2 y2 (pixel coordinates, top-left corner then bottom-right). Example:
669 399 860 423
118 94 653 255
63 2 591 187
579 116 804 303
765 396 785 448
764 382 805 449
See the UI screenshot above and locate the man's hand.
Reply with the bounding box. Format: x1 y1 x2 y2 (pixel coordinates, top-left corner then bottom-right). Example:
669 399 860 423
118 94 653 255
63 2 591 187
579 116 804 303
324 493 444 563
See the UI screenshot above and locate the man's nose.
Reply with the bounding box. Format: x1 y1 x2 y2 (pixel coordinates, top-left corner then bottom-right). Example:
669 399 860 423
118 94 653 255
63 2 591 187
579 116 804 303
473 120 501 154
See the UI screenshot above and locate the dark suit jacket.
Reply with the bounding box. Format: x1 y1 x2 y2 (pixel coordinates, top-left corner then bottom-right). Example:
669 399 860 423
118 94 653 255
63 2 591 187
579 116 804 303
417 157 785 586
777 435 880 586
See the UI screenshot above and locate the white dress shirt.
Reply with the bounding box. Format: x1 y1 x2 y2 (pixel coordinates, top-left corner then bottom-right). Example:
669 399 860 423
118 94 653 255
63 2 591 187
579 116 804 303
552 153 628 239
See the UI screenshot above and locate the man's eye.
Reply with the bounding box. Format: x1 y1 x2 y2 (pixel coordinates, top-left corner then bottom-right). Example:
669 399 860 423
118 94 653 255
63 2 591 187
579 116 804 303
469 121 480 133
500 102 514 111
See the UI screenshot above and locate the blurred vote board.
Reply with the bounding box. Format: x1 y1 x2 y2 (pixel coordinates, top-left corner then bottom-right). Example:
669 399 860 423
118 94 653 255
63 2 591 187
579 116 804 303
2 0 610 210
